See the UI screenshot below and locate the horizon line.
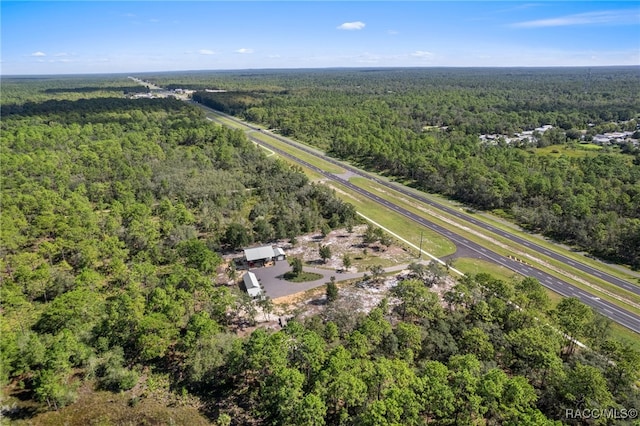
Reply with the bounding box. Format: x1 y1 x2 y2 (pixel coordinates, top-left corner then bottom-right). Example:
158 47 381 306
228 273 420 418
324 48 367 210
3 64 639 78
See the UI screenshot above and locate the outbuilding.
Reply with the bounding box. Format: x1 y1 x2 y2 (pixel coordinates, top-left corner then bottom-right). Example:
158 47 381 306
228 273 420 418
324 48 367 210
273 247 286 261
243 271 262 298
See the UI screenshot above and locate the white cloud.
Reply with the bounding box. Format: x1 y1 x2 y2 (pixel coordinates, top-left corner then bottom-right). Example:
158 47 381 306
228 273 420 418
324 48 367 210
236 48 254 54
411 50 433 58
198 49 216 55
337 21 365 30
387 30 399 35
511 9 639 28
149 18 159 23
31 51 46 57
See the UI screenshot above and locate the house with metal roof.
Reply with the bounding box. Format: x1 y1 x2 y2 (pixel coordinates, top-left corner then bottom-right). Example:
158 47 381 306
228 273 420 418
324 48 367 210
243 245 286 266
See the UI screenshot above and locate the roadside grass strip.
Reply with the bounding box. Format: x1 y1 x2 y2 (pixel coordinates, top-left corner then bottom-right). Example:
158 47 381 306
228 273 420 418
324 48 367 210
395 177 640 286
326 182 456 259
250 132 345 174
204 108 346 175
256 144 276 157
609 323 640 351
355 212 463 276
204 113 245 130
350 177 640 316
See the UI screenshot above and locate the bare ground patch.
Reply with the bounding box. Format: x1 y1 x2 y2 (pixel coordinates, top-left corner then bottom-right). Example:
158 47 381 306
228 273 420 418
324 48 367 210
287 225 413 272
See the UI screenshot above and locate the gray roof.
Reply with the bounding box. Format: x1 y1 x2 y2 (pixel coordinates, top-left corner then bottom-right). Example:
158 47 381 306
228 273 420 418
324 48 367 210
244 271 262 298
244 245 275 261
274 247 285 257
243 271 260 290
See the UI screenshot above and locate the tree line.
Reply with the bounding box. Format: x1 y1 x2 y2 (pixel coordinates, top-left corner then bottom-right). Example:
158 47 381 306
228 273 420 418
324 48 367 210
181 68 640 269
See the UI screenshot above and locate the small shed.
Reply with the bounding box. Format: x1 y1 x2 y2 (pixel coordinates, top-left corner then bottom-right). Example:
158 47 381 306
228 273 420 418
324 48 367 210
273 247 286 261
243 271 262 298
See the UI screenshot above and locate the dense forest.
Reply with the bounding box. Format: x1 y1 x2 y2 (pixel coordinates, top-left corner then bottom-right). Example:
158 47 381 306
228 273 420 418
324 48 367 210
1 75 639 425
149 67 640 269
0 77 353 421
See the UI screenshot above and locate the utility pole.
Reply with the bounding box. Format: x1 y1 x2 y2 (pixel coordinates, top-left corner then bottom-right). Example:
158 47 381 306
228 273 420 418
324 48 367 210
418 230 423 259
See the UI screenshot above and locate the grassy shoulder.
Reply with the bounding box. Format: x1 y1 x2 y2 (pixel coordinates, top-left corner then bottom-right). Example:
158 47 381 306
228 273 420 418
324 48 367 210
608 323 640 351
394 177 639 286
350 177 640 315
250 131 345 174
479 208 639 285
326 181 456 259
202 109 246 130
453 257 522 283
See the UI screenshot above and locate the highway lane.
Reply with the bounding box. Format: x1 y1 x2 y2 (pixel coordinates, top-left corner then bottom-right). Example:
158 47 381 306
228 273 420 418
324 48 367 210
190 99 640 297
202 106 640 296
252 124 640 297
243 132 640 333
193 105 640 333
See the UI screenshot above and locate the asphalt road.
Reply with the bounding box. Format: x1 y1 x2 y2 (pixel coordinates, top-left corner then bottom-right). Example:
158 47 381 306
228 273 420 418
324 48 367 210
193 102 640 334
254 123 640 297
252 134 640 334
191 100 639 292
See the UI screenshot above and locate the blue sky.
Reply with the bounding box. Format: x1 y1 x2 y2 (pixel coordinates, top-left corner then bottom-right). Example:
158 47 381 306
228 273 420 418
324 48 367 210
2 1 639 75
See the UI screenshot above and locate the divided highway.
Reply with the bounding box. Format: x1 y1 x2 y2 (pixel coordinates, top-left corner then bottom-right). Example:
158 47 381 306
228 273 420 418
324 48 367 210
252 133 640 334
258 121 640 297
194 103 640 334
206 106 639 292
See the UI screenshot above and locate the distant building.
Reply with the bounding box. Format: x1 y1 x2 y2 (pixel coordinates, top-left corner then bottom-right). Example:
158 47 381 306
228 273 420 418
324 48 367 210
243 245 286 267
593 135 611 145
535 125 553 133
243 271 262 298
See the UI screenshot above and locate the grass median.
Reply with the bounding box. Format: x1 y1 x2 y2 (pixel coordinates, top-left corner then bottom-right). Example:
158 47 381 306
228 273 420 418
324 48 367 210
250 132 345 174
350 177 640 316
202 108 640 349
392 177 640 287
